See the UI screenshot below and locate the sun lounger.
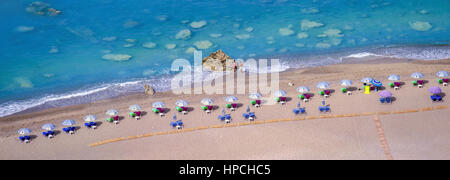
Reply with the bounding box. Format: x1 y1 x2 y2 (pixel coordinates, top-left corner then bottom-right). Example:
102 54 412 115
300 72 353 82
280 97 287 105
108 116 119 124
170 121 177 128
86 122 97 129
293 108 306 114
225 114 231 123
227 103 237 111
293 108 300 115
134 111 141 119
242 113 249 119
19 136 31 143
393 82 401 90
443 79 449 86
385 97 392 103
248 112 255 121
324 90 331 98
43 131 54 138
417 80 424 88
176 120 183 129
218 115 226 121
431 95 443 102
319 106 330 112
255 100 261 107
300 108 306 114
380 98 386 103
153 108 165 116
318 91 325 96
63 127 75 134
319 106 325 112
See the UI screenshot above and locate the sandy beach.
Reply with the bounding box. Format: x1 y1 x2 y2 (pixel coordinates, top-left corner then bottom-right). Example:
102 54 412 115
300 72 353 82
1 58 449 160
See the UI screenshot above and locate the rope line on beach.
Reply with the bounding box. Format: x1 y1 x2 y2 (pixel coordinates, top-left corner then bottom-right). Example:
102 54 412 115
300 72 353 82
373 115 394 160
88 105 448 147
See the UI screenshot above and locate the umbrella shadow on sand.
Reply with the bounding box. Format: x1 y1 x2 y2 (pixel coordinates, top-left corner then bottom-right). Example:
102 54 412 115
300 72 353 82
29 135 38 140
437 92 446 98
390 97 397 103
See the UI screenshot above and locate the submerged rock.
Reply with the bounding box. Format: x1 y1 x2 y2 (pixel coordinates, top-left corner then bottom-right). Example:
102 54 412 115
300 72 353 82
301 19 324 31
175 29 192 40
48 46 59 53
123 20 139 29
279 26 295 36
142 42 157 49
202 50 235 72
125 39 137 43
235 34 251 40
209 33 223 38
409 21 432 31
301 7 319 14
14 77 33 88
16 26 35 33
194 40 213 49
190 21 207 28
26 1 61 16
297 32 309 39
123 44 135 48
102 54 132 61
316 43 331 48
185 47 197 54
102 36 117 41
165 44 177 49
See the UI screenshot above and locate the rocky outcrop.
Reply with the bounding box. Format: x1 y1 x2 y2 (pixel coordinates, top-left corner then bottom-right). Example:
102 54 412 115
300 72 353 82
26 2 61 16
202 50 235 72
144 84 155 95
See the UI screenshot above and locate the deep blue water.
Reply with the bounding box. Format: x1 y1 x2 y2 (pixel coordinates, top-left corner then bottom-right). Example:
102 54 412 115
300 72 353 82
0 0 449 117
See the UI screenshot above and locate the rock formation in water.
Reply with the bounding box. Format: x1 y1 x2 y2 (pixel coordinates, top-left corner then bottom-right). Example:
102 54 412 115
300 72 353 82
202 50 235 72
144 84 155 95
26 2 61 16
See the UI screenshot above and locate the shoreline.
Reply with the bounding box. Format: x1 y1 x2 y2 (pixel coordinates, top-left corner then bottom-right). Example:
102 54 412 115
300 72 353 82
1 45 450 118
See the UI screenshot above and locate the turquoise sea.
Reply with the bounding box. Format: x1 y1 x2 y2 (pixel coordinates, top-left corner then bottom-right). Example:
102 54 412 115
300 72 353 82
0 0 449 117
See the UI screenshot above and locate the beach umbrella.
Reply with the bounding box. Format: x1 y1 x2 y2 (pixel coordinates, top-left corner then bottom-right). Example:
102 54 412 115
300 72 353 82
106 109 119 116
316 82 330 89
42 123 56 131
152 102 165 108
340 80 352 87
62 119 76 126
379 90 393 98
175 100 189 107
371 79 383 87
387 74 400 81
225 96 238 103
18 128 32 135
201 98 214 105
248 93 262 99
436 71 449 78
296 86 310 93
128 104 142 111
410 72 424 79
273 90 287 97
428 86 442 94
361 77 374 84
83 114 97 122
